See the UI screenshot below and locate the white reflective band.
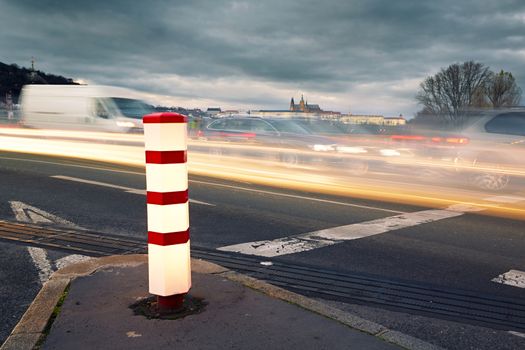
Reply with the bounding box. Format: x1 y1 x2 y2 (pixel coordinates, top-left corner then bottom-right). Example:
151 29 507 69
144 123 187 151
147 203 189 233
148 242 192 295
146 163 188 192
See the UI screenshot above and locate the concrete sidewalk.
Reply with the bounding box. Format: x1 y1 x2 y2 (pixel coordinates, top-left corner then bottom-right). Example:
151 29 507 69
1 255 439 350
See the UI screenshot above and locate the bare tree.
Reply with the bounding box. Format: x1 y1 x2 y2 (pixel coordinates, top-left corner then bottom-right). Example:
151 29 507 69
484 70 522 107
416 61 491 126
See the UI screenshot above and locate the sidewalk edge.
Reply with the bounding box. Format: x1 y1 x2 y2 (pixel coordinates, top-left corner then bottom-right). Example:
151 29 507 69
218 269 443 350
1 254 443 350
0 254 146 350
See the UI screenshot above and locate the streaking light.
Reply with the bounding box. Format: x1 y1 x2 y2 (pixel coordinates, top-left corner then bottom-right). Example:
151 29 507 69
0 126 524 221
336 146 368 154
116 121 136 128
311 144 336 152
380 149 401 157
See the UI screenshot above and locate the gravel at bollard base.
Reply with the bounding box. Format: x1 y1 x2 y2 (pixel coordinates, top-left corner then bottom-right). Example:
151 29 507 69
130 294 207 320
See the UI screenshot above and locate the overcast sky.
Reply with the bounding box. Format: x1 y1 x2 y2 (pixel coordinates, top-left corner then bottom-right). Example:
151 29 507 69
1 0 524 116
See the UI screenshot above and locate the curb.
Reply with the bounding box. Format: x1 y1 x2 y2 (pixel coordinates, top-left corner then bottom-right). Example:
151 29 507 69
1 254 443 350
0 255 147 350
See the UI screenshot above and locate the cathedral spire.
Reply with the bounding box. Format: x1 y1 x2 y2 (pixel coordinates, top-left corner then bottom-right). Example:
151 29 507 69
299 94 306 112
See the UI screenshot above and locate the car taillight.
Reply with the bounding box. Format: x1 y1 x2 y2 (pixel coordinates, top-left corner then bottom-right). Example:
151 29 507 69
218 132 256 139
391 135 426 141
390 134 469 145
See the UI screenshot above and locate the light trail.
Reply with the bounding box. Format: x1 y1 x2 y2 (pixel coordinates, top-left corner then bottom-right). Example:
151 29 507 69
0 126 524 220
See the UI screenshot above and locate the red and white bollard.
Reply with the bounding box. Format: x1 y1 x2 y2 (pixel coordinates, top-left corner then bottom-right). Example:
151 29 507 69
143 112 191 309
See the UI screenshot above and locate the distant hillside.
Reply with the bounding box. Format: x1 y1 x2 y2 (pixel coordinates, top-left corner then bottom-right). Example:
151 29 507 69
0 62 78 104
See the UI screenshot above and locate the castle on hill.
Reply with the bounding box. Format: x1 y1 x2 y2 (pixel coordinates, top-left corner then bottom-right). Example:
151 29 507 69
289 95 322 113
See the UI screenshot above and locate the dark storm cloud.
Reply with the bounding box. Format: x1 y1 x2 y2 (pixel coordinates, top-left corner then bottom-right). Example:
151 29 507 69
1 0 524 112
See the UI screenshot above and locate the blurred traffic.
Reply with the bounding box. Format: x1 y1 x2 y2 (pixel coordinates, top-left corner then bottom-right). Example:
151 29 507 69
20 84 153 132
1 85 524 219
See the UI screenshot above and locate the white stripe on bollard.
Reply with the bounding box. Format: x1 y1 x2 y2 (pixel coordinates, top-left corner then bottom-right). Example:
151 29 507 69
147 203 190 233
143 112 191 308
148 242 192 295
145 164 189 192
141 123 187 150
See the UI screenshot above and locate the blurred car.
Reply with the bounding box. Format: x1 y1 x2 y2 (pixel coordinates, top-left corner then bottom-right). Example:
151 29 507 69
196 116 378 171
454 109 525 190
292 119 393 151
206 116 337 144
387 109 525 190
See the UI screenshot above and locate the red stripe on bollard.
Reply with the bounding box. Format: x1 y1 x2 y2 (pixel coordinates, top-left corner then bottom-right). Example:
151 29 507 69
145 150 187 164
157 294 185 310
147 190 188 205
143 113 188 124
148 230 190 246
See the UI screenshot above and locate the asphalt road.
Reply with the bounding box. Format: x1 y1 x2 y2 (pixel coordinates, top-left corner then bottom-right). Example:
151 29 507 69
0 150 524 349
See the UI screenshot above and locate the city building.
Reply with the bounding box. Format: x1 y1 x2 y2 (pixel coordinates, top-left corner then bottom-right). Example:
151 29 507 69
339 114 407 126
206 107 221 117
216 110 240 118
383 115 407 126
339 114 385 125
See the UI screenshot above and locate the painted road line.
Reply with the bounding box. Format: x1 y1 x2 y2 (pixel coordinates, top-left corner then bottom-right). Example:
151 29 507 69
51 175 214 206
188 179 406 214
10 200 80 228
55 255 93 270
218 205 482 257
51 175 145 194
9 201 91 284
26 245 54 285
0 155 144 176
509 331 525 339
491 270 525 289
218 193 525 257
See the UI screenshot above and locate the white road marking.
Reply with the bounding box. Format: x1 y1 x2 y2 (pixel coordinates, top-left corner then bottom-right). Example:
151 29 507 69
218 205 480 257
189 179 405 214
10 201 89 284
26 246 54 285
0 155 144 176
491 270 525 289
508 331 525 338
219 194 525 257
51 175 145 195
10 200 80 228
55 254 92 270
51 175 214 206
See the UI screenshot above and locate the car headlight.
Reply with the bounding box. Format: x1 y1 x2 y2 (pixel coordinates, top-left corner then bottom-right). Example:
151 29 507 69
116 121 136 128
380 149 401 156
336 146 367 154
310 144 336 152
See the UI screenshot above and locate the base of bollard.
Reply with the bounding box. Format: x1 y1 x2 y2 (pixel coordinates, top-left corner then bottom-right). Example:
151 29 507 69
158 294 185 311
130 294 207 320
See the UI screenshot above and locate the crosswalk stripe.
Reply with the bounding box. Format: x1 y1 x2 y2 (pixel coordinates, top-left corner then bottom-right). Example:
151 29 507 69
492 270 525 289
218 205 477 257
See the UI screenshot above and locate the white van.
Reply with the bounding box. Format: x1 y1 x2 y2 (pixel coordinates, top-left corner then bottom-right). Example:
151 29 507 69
20 85 154 132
